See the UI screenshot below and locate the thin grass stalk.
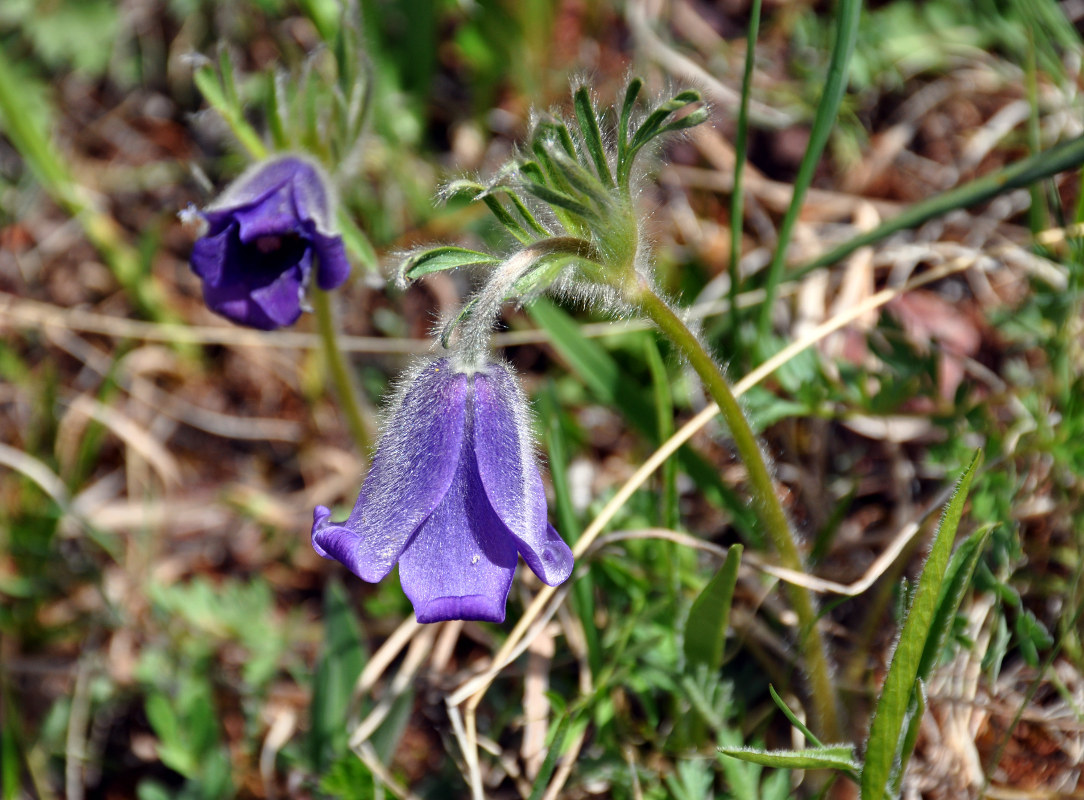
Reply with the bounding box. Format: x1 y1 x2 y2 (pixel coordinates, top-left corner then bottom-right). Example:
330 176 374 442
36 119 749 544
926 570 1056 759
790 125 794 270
792 134 1084 280
756 0 862 338
728 0 762 337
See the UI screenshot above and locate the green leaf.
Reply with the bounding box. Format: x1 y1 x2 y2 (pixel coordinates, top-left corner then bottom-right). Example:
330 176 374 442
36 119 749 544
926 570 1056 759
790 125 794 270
861 450 982 800
527 714 573 800
520 178 598 223
684 545 742 671
617 77 644 168
769 684 823 748
916 525 992 681
399 246 500 281
621 88 705 182
308 579 366 772
719 744 860 772
482 195 535 244
574 86 614 187
319 754 375 800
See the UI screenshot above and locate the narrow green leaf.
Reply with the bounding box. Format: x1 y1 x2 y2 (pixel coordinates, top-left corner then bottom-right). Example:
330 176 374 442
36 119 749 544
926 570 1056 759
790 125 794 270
527 714 573 800
217 46 240 109
400 246 500 281
265 71 289 150
654 107 711 137
308 579 365 772
719 744 860 772
535 119 577 160
757 0 862 337
194 65 268 160
769 684 823 749
621 88 704 183
482 195 534 244
891 679 926 795
574 86 614 187
793 133 1084 280
728 0 762 334
628 90 703 152
684 545 742 671
861 450 982 800
617 78 643 176
520 181 598 224
917 525 992 682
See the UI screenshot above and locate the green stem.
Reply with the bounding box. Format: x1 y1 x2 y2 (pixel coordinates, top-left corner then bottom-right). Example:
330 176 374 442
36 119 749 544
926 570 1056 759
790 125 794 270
312 288 372 459
628 276 841 741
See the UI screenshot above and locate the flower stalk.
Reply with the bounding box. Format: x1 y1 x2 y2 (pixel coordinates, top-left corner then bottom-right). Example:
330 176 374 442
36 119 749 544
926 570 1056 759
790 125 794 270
625 275 842 741
312 287 372 459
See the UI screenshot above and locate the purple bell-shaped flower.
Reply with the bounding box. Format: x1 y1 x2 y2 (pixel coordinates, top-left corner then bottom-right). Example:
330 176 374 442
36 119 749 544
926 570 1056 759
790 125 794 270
189 155 350 330
312 358 574 623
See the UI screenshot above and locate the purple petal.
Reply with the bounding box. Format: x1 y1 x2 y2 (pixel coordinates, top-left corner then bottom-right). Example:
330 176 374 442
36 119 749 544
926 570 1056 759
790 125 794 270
288 162 334 230
397 445 518 623
202 267 304 330
247 264 307 328
231 185 300 242
312 361 468 583
190 226 231 286
207 156 321 215
312 231 351 290
472 364 574 587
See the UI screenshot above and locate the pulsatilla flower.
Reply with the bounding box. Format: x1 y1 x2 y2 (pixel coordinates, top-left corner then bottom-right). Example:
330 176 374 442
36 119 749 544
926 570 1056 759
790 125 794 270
189 155 350 330
311 359 574 623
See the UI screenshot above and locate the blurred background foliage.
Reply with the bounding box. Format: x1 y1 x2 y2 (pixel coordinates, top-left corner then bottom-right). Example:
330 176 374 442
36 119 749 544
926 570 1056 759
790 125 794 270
2 0 1084 798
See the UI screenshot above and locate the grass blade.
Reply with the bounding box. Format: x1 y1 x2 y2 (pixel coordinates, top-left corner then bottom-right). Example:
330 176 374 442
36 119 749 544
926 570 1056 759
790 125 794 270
756 0 862 337
728 0 762 334
860 450 982 800
793 134 1084 279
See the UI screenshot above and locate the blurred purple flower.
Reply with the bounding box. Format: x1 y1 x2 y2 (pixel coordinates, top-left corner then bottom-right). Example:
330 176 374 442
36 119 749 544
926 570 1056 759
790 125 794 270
189 155 350 330
312 359 574 623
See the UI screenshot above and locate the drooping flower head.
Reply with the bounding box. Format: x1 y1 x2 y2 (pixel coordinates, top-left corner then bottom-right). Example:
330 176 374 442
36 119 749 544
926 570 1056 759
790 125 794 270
188 155 350 330
312 358 574 623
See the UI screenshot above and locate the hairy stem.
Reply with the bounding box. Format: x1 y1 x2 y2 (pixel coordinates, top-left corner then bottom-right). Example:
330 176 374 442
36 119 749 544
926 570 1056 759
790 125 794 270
312 288 372 459
627 275 841 741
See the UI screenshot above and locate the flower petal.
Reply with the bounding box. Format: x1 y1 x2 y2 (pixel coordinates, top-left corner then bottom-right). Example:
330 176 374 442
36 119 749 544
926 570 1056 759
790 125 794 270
232 185 301 241
312 361 468 583
472 364 574 587
190 225 231 286
312 231 351 290
202 267 303 330
248 263 307 328
398 446 518 623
